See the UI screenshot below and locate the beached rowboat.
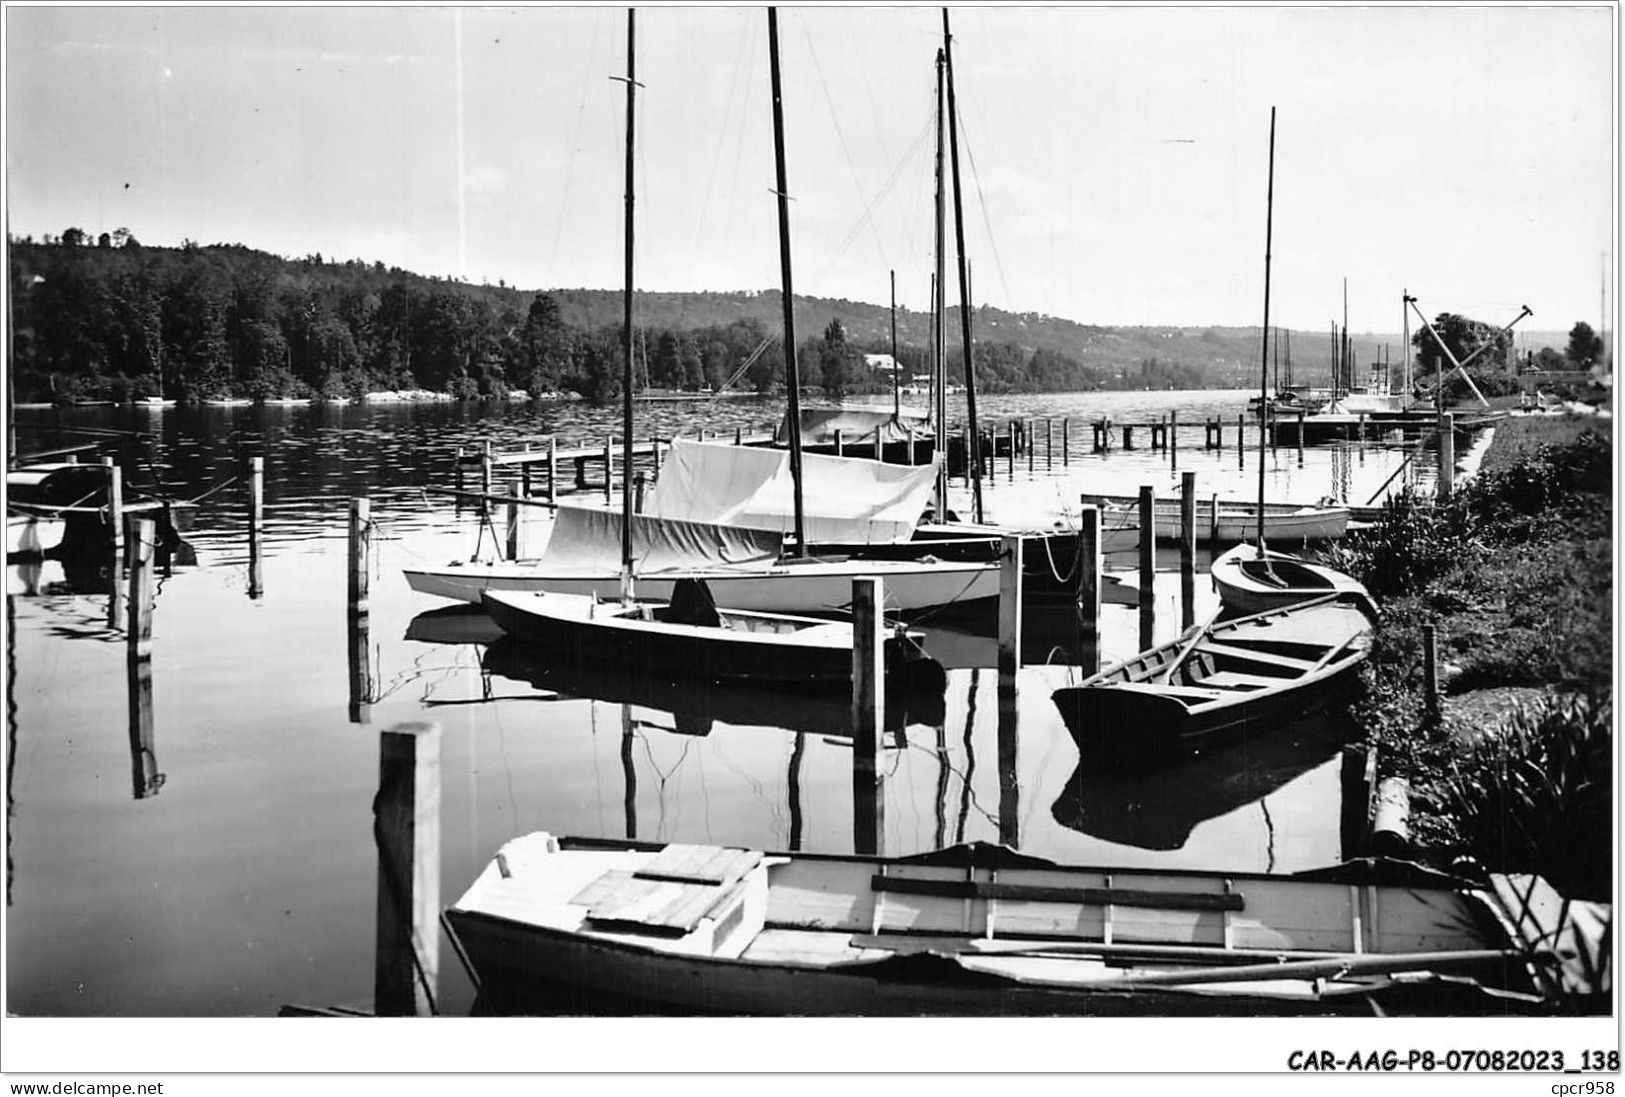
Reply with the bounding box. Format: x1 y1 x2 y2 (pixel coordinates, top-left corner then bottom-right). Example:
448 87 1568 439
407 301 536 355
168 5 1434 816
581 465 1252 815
443 832 1608 1016
1209 542 1369 616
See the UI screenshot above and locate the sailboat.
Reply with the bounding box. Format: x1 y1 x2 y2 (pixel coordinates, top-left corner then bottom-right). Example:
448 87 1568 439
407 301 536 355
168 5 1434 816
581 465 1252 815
1211 109 1369 615
478 10 946 689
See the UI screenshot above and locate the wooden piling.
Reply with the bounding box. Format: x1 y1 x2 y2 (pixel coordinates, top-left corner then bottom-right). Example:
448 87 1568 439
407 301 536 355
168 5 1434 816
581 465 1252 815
735 426 743 446
998 534 1023 675
850 577 884 857
1006 421 1016 477
480 442 493 511
1169 410 1178 469
1237 413 1245 469
349 498 371 616
104 457 125 628
1062 418 1070 464
248 456 265 598
1422 622 1440 725
125 518 160 800
1179 472 1196 630
834 429 844 458
603 438 614 504
1123 425 1134 450
126 517 156 657
1138 485 1156 650
547 437 558 506
1438 413 1455 497
1209 493 1220 556
1026 419 1034 473
454 447 465 492
505 484 523 560
906 426 916 466
374 721 442 1017
1297 407 1306 465
1076 503 1101 674
1045 418 1053 468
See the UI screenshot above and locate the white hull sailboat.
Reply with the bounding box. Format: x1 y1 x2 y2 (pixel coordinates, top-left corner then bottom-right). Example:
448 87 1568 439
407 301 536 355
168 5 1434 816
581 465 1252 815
1210 543 1368 616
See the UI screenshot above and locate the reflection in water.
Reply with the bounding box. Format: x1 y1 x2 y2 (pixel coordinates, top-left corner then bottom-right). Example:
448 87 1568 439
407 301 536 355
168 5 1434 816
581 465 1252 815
348 608 374 725
6 595 16 906
372 722 441 1017
125 645 163 800
996 673 1019 847
1050 713 1353 852
787 733 805 852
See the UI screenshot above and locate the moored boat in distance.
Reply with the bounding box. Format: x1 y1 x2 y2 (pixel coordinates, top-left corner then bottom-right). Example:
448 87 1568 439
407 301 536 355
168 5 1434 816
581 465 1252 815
444 831 1609 1016
1077 491 1349 545
1052 591 1376 769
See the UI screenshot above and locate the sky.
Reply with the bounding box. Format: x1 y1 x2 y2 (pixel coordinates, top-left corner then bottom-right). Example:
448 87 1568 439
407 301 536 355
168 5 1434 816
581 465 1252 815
3 4 1616 336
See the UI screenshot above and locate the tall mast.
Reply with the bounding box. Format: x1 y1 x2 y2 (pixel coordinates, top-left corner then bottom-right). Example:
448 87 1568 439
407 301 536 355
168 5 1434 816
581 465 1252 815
932 47 948 519
1342 276 1349 392
1255 106 1276 555
890 269 899 419
619 8 637 594
942 8 983 524
767 8 806 555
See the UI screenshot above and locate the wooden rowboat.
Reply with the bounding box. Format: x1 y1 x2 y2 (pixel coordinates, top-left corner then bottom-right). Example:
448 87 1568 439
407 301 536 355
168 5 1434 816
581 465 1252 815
1210 542 1368 616
1052 592 1376 769
481 581 945 690
443 832 1608 1016
1077 492 1348 544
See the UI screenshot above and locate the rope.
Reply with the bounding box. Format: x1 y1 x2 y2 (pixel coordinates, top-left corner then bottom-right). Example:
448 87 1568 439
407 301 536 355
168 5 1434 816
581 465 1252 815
186 475 241 504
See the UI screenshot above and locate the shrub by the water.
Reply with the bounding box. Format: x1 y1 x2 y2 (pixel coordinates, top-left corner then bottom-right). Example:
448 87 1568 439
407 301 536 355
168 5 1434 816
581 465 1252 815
1427 692 1612 901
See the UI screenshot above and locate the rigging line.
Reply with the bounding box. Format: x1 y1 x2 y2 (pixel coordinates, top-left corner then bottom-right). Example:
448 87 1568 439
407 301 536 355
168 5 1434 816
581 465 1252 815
797 12 889 269
551 7 608 261
693 14 757 259
722 18 762 245
816 113 935 284
954 98 1013 306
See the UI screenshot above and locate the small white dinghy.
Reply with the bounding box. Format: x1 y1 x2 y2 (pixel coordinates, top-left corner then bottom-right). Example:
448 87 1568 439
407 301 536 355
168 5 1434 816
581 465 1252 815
1210 542 1369 616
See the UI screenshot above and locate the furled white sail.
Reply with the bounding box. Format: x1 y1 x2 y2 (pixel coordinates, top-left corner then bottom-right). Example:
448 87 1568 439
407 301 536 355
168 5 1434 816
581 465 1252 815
541 503 784 573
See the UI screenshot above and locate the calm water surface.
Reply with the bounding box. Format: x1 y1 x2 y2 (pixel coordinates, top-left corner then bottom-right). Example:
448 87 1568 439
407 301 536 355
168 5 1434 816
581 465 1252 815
6 389 1453 1015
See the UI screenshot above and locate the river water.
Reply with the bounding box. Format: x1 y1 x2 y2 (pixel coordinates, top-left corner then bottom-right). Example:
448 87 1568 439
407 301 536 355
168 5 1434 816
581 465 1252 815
5 388 1446 1016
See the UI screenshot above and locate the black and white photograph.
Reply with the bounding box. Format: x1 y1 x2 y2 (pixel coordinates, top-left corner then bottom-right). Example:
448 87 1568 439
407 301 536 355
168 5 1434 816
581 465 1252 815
1 2 1617 1086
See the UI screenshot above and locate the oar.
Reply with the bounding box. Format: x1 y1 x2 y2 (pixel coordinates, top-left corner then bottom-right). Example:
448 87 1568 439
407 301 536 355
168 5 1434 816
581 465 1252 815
1050 948 1535 990
1154 611 1222 685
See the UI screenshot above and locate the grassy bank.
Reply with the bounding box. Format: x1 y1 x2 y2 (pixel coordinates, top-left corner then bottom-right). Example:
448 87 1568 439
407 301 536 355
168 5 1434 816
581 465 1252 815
1328 412 1613 899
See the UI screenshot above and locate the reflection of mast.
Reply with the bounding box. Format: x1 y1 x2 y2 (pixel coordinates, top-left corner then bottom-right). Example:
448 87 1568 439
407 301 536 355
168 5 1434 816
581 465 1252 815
943 9 984 524
996 673 1018 847
957 668 980 843
621 711 638 842
933 722 949 850
788 733 805 851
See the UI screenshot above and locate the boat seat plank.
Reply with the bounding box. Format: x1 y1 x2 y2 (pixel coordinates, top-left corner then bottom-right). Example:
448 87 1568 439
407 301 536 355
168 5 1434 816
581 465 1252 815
1194 642 1318 671
634 844 763 885
871 875 1245 913
575 869 744 936
1196 671 1285 691
1108 681 1229 702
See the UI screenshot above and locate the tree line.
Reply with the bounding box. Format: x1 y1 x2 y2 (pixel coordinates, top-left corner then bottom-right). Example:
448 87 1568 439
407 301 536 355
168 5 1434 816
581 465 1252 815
4 235 1229 406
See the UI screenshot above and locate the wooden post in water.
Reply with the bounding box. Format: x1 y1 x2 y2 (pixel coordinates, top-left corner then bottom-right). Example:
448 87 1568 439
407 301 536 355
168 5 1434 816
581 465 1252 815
603 438 614 504
1123 425 1135 450
998 534 1023 675
1045 418 1053 468
505 483 523 560
735 426 743 446
248 456 265 599
547 437 558 506
1170 410 1178 469
454 447 465 492
1422 622 1440 726
1076 503 1101 674
374 721 441 1018
834 429 844 458
633 471 647 514
905 426 915 466
480 442 493 513
1297 406 1306 465
104 458 125 628
1179 472 1197 630
349 498 373 724
1138 485 1156 650
125 517 160 800
1006 421 1016 477
1209 492 1221 558
1237 413 1246 469
1061 418 1070 464
850 577 885 857
1026 418 1035 473
959 426 970 483
1438 413 1455 498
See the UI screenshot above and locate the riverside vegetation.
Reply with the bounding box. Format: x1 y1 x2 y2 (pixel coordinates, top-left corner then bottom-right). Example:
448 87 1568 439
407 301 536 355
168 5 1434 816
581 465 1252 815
1328 415 1612 900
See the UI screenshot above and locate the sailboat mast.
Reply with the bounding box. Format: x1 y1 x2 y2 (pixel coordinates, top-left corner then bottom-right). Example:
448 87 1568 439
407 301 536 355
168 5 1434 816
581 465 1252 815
942 8 984 525
1255 106 1276 554
767 8 807 556
890 270 900 420
932 48 948 519
620 7 637 589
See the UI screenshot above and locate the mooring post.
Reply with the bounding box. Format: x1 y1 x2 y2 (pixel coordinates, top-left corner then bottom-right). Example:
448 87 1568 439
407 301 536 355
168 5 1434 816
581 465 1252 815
1180 472 1197 630
603 438 614 504
905 425 915 466
1297 406 1306 465
1062 418 1070 464
349 498 371 617
1006 421 1016 477
374 721 442 1018
850 577 885 857
1438 413 1456 498
454 447 465 493
1123 425 1135 450
833 429 843 458
1138 485 1156 650
1076 503 1101 674
998 534 1024 675
1209 492 1221 558
104 457 125 628
547 437 559 505
1045 418 1053 469
126 516 156 658
1170 410 1178 469
1237 413 1246 469
1026 419 1035 473
735 426 743 446
480 442 493 513
505 483 523 560
1422 622 1440 726
248 456 265 599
